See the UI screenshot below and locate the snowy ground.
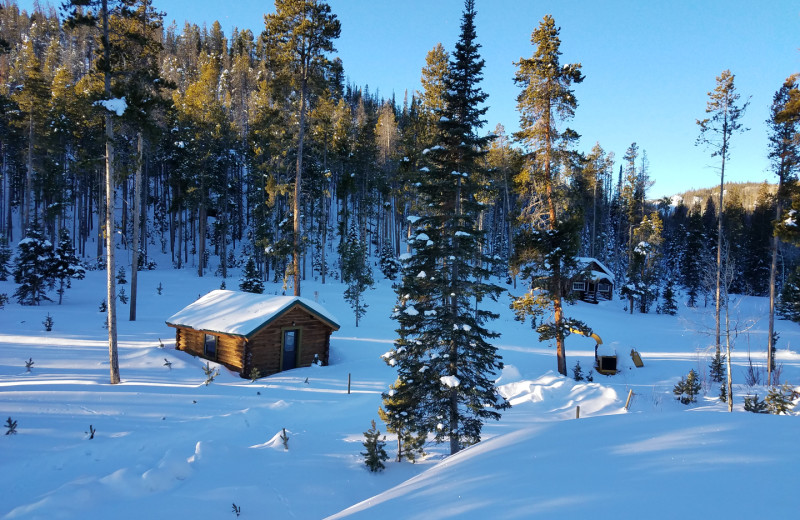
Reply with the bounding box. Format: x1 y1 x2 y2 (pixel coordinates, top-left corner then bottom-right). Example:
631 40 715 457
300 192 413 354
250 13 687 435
1 262 798 519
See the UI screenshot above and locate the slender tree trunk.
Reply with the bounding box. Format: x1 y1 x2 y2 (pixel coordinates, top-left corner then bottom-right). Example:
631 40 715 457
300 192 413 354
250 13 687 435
130 132 143 321
293 80 306 297
101 0 120 384
24 114 34 231
767 173 784 386
715 149 726 357
105 113 120 384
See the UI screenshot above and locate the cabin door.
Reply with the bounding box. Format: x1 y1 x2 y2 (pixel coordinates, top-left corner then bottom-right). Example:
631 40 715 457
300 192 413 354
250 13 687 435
282 329 299 371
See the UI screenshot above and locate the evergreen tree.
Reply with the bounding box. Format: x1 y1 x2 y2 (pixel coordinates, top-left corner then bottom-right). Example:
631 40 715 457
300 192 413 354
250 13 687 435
382 1 509 456
766 75 800 386
709 351 726 384
765 383 799 415
262 0 341 296
744 394 768 414
0 237 11 281
673 368 701 405
379 244 400 281
776 266 800 322
510 14 588 376
13 227 56 305
681 205 706 307
696 69 749 358
361 420 388 472
53 228 85 305
660 277 678 316
239 257 264 294
378 378 426 462
340 228 373 326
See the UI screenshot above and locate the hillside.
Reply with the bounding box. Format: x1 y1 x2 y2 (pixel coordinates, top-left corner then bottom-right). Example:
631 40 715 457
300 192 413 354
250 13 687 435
669 181 776 210
1 264 798 519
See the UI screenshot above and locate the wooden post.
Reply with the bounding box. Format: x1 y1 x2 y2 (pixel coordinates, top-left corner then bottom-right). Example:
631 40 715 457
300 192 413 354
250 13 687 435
347 373 351 394
575 405 580 419
625 389 634 410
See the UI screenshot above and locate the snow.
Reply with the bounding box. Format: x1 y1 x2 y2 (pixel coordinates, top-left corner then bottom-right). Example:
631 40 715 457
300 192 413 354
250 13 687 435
166 290 340 336
95 97 128 116
415 233 430 241
455 231 471 237
1 257 799 519
416 271 427 278
440 375 460 388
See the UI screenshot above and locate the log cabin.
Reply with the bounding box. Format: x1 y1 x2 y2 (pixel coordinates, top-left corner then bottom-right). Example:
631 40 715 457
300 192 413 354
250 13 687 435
571 257 615 303
166 290 340 378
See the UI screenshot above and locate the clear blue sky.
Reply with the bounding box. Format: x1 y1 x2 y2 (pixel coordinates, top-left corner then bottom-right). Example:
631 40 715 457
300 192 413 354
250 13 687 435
20 0 800 199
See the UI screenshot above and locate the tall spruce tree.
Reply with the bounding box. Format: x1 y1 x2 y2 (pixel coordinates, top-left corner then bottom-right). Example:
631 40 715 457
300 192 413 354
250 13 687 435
766 75 799 385
63 0 124 384
510 15 588 376
382 0 509 456
262 0 341 297
696 69 749 358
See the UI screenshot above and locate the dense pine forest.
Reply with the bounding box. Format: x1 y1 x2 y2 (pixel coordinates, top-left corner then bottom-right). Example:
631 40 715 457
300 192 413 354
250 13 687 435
1 0 800 462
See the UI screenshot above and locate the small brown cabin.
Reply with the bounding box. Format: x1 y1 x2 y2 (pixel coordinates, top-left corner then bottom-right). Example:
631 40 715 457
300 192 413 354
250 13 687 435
166 290 340 378
571 257 615 303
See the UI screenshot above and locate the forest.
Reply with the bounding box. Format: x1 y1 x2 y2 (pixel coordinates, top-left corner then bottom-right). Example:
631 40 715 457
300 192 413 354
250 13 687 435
1 0 800 459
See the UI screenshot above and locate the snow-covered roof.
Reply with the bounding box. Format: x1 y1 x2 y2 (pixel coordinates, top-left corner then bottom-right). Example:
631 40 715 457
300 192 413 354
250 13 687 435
166 290 340 337
575 257 614 283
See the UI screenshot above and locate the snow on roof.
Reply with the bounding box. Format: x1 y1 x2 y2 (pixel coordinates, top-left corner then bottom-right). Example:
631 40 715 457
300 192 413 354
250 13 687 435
575 257 615 283
166 290 340 337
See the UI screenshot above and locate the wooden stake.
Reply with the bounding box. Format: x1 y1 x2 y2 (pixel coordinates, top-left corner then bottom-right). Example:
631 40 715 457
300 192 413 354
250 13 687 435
625 389 634 410
576 405 580 419
347 373 351 394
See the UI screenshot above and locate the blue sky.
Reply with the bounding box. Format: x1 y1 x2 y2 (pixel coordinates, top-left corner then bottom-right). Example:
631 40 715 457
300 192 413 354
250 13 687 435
20 1 800 198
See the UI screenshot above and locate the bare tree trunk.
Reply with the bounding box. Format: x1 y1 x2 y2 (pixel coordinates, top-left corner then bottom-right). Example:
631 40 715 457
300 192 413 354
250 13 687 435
715 153 725 358
105 112 120 384
293 77 307 296
767 186 783 386
130 132 143 321
101 0 119 385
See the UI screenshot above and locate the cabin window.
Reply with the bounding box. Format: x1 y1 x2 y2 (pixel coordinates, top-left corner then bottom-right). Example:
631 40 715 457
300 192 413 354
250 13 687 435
204 334 217 359
598 283 611 292
572 281 586 292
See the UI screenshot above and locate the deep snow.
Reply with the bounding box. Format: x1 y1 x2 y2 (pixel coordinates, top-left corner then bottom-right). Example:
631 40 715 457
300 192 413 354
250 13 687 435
1 261 798 519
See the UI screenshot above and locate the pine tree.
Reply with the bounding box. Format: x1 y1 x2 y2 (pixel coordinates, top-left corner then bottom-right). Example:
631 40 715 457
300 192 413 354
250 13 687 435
776 267 800 321
510 14 587 376
340 228 373 327
53 228 85 305
765 383 799 415
696 69 750 358
766 75 800 386
361 420 388 472
0 237 11 281
379 244 400 281
13 227 56 305
239 257 264 294
744 394 768 414
660 277 678 316
681 205 706 307
383 1 509 456
262 0 341 297
378 378 426 462
709 351 726 384
673 368 702 404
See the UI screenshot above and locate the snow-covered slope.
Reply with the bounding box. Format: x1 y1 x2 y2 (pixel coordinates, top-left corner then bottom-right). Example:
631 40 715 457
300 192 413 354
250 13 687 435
1 266 798 519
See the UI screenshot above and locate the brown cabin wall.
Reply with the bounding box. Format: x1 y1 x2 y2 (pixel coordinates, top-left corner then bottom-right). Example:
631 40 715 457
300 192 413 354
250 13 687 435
248 305 333 376
173 326 246 374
